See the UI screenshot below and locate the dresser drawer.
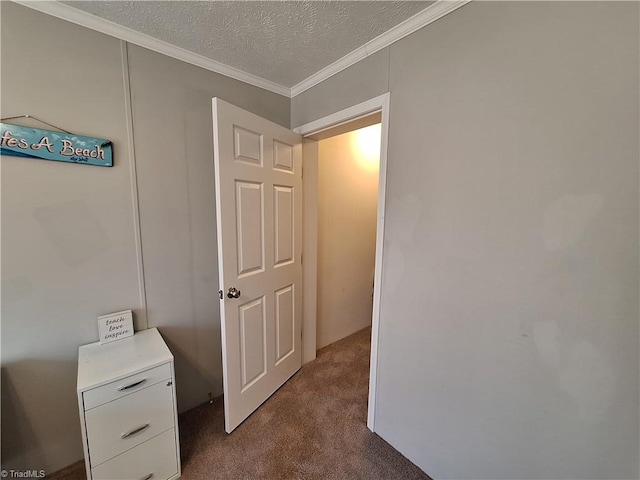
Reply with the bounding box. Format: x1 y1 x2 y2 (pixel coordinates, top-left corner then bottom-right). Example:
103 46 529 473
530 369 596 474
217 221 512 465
91 428 178 480
85 380 175 467
83 363 171 410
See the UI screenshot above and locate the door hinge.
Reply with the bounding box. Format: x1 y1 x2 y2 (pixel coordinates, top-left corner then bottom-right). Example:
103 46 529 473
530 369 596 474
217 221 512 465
218 290 223 299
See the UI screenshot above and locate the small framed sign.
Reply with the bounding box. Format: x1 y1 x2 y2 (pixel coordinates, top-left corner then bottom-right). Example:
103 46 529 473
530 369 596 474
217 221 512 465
98 310 134 344
1 123 113 167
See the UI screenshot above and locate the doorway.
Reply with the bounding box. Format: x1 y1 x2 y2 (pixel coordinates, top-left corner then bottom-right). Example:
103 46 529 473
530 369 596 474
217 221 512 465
294 93 391 431
212 95 389 434
315 120 381 349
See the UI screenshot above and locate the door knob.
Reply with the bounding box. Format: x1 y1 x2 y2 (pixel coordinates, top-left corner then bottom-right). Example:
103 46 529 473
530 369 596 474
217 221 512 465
227 287 241 299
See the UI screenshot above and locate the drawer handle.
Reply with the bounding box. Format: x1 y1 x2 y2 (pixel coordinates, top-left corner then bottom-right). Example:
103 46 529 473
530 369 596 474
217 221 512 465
121 423 150 439
141 474 154 480
117 379 146 391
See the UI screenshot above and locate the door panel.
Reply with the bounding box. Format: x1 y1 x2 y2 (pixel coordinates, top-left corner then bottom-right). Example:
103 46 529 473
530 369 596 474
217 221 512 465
234 126 263 166
273 140 294 172
274 185 294 266
235 181 264 276
239 296 267 390
275 284 295 363
213 98 302 433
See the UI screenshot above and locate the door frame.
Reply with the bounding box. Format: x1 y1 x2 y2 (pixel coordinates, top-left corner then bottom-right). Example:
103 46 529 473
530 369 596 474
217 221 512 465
293 92 391 432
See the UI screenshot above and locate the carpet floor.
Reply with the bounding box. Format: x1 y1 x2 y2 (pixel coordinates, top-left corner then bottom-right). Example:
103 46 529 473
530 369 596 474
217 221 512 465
50 327 429 479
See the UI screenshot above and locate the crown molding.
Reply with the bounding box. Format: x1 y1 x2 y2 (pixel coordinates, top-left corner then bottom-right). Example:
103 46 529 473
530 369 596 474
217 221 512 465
13 0 470 100
290 0 471 98
11 0 292 98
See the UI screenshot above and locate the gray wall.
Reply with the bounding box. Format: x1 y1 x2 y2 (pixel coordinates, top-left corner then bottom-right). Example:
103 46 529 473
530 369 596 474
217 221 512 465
0 2 289 474
293 2 639 479
292 48 390 128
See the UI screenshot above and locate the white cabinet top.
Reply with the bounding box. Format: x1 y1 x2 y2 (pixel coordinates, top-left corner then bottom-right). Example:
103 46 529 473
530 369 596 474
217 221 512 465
77 328 173 392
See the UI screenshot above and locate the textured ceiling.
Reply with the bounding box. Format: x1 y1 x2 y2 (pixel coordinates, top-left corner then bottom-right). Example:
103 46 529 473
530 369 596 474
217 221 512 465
64 1 432 88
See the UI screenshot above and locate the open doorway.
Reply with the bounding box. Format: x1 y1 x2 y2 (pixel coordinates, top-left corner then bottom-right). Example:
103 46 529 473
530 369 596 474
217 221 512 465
313 119 381 349
294 93 391 432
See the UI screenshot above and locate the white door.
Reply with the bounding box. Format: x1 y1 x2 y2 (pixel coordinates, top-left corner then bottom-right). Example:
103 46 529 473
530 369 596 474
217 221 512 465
212 98 303 433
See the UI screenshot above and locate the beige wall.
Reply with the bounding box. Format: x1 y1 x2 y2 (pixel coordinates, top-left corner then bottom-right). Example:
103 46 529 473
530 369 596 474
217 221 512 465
317 127 380 349
294 2 639 479
0 2 289 474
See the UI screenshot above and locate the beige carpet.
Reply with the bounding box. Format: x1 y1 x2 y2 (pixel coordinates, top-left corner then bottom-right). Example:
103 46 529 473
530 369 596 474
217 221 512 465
50 327 429 479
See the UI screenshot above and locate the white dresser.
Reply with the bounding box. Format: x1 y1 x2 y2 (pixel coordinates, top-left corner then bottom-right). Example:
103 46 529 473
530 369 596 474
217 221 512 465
77 328 181 480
